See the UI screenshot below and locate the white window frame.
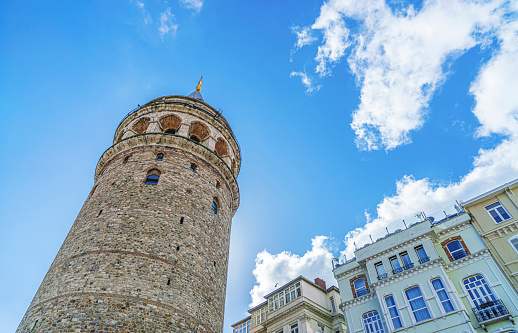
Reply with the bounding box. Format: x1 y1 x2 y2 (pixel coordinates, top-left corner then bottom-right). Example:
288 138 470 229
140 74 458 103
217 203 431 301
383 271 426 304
383 295 403 330
318 324 325 333
485 201 512 223
290 323 299 333
330 296 337 313
353 278 368 297
462 274 497 308
508 235 518 254
430 278 455 315
362 310 385 333
446 240 467 261
403 285 432 324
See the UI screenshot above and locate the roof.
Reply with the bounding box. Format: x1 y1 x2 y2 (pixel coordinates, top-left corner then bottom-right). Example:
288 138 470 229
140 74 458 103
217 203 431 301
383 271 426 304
187 90 204 101
463 178 518 206
231 316 251 328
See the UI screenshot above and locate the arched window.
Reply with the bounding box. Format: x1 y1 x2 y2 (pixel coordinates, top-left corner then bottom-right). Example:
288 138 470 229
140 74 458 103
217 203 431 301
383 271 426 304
123 156 130 164
189 122 209 143
463 275 496 307
215 138 229 157
431 278 454 313
384 295 403 329
190 163 197 172
212 198 219 214
362 311 384 333
156 153 164 161
404 286 431 322
132 117 150 134
145 169 161 185
160 114 181 134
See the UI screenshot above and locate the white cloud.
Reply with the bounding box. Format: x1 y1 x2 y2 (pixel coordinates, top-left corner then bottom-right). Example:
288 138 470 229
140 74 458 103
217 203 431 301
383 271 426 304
159 8 178 39
290 71 321 94
299 0 512 150
179 0 203 13
291 26 318 51
249 236 336 307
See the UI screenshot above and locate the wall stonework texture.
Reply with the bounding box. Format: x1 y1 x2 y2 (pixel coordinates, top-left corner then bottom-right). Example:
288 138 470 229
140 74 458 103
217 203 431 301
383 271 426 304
17 95 240 332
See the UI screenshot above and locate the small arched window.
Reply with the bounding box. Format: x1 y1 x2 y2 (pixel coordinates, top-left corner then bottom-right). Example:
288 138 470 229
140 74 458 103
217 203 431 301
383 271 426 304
123 156 130 164
190 163 197 172
156 153 164 161
215 138 229 157
189 122 209 143
165 128 176 134
160 114 181 134
212 198 219 214
145 169 161 185
216 181 221 189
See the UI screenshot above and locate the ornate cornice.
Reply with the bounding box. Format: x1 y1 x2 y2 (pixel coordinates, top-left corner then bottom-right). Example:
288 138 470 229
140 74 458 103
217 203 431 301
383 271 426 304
363 236 433 263
340 292 376 310
94 133 240 215
483 219 518 239
263 299 338 327
334 266 363 281
444 248 491 272
434 219 472 239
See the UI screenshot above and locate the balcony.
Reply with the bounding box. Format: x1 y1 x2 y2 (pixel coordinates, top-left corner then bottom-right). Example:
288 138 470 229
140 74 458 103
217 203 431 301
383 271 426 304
418 256 430 264
356 289 369 297
392 262 414 275
452 250 467 261
472 300 513 326
377 273 388 281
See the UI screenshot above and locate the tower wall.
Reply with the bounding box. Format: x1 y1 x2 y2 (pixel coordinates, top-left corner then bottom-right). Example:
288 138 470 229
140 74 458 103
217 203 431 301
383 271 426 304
18 95 240 332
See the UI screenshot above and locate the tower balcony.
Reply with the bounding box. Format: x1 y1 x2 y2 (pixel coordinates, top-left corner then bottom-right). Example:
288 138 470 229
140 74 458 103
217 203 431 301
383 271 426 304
472 299 515 330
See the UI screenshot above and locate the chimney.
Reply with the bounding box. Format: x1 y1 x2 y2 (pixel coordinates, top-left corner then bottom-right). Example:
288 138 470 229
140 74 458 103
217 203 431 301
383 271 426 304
314 278 326 290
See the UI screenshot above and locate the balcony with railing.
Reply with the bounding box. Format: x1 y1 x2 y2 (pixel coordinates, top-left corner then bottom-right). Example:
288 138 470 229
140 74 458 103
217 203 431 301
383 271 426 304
377 273 388 281
418 256 430 264
472 299 513 326
452 250 468 261
356 289 369 297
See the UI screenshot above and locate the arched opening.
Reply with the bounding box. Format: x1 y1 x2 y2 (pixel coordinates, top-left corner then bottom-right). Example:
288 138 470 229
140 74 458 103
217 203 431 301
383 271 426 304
189 122 209 143
132 117 150 134
156 153 164 161
145 169 161 185
215 138 229 157
123 156 130 164
160 114 181 134
190 163 197 172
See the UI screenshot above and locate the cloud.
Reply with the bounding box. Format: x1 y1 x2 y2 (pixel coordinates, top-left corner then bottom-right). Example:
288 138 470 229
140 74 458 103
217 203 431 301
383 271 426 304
179 0 203 13
290 71 321 94
249 236 336 307
159 8 178 39
297 0 513 150
291 26 318 51
133 0 153 24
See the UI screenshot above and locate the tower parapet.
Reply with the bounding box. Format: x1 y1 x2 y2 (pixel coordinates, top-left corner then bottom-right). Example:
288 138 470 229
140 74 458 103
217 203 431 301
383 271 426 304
18 86 240 332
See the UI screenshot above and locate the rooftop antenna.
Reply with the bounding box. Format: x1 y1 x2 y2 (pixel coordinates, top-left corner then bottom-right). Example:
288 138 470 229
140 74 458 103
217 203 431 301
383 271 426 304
369 235 373 243
403 220 407 228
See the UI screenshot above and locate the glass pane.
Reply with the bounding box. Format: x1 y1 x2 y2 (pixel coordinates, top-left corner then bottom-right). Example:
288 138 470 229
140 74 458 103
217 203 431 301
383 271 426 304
376 264 386 276
390 257 401 269
446 241 462 252
401 253 411 265
416 247 427 259
497 207 511 220
354 278 366 290
385 296 395 307
489 210 503 222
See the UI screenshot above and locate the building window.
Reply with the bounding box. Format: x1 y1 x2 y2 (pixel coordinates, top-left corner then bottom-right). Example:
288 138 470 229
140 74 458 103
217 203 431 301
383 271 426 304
283 281 301 304
123 156 130 164
362 311 385 333
431 278 454 313
375 262 387 280
290 323 299 333
384 295 403 329
330 296 337 313
509 235 518 254
190 163 197 172
212 199 219 214
415 246 429 264
400 251 413 270
353 278 368 297
234 320 251 333
390 256 402 274
156 153 164 161
446 240 467 260
405 286 431 322
463 275 496 307
145 169 160 185
485 201 512 223
318 324 324 333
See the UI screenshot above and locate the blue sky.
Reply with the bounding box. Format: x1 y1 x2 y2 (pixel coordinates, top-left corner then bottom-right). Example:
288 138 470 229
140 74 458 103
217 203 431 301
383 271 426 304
1 0 518 331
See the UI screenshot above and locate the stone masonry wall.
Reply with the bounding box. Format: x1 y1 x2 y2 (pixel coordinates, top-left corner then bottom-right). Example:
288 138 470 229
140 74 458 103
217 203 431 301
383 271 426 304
18 98 239 333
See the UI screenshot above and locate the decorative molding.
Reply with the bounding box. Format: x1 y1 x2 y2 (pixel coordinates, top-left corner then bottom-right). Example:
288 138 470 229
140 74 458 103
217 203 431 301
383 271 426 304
334 266 363 281
440 235 471 262
444 249 490 272
362 234 434 263
434 220 471 239
340 292 377 310
371 258 444 288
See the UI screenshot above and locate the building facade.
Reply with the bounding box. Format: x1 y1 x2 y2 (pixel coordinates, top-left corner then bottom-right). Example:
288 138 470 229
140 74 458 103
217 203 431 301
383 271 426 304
17 83 241 332
463 179 518 295
333 205 518 333
233 276 346 333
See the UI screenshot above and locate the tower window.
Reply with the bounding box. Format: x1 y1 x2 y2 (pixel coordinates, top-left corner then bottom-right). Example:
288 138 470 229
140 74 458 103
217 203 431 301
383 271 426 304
176 246 180 251
212 198 219 214
190 163 197 172
167 279 171 285
145 169 161 185
165 128 176 134
214 261 216 267
180 217 184 224
156 153 164 161
123 156 130 164
97 210 103 217
189 135 201 143
216 181 221 189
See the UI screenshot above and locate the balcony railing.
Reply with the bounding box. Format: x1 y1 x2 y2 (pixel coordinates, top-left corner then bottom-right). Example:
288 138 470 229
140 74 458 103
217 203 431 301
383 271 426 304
452 250 468 261
392 267 403 275
403 263 414 270
418 256 430 264
392 262 414 275
472 299 510 323
356 289 369 297
377 273 388 281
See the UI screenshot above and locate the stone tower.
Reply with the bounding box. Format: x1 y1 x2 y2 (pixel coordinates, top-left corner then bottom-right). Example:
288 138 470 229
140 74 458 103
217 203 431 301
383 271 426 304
17 81 241 332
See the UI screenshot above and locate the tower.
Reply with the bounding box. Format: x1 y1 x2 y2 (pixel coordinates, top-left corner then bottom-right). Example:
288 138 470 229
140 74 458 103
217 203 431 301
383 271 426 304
18 81 241 332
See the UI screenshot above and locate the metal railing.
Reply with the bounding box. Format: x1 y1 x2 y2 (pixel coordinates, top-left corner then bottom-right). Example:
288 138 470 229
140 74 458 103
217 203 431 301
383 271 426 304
418 256 430 264
356 289 369 297
452 250 468 261
392 267 404 275
377 273 388 281
472 299 509 323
